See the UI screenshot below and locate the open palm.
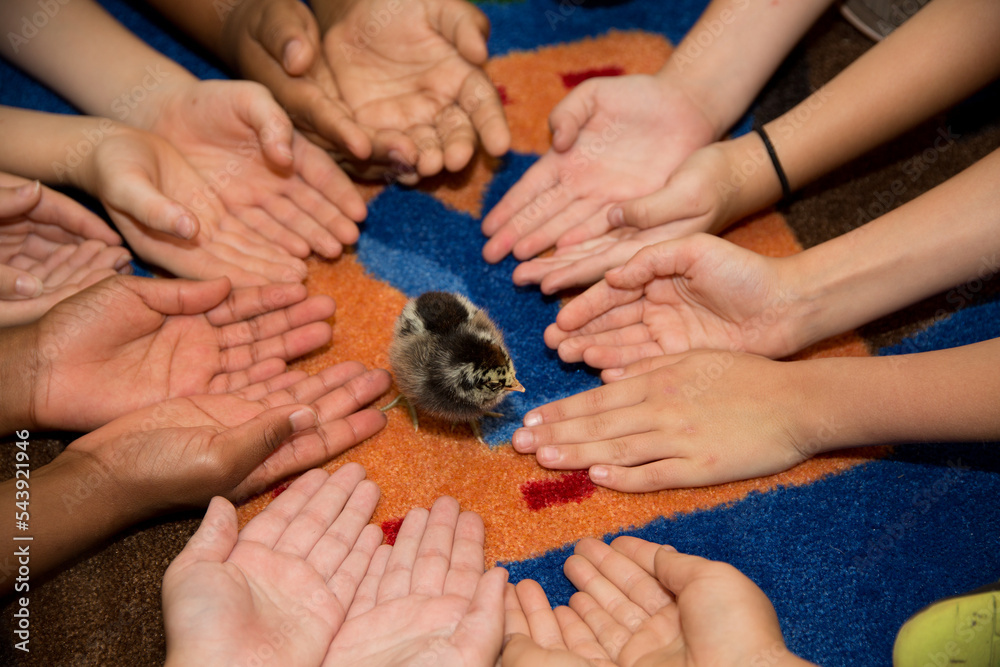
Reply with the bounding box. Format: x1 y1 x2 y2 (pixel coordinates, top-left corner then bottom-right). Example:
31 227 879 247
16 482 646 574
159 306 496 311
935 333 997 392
68 365 390 505
163 467 384 666
482 75 716 264
30 275 337 432
546 234 800 371
325 498 506 666
141 80 366 259
91 130 307 285
322 0 508 179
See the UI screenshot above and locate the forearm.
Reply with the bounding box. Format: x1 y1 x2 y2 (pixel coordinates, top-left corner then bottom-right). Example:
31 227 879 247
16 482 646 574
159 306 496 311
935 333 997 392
781 146 1000 350
0 326 38 435
795 338 1000 452
0 449 145 596
0 106 123 191
143 0 230 62
658 0 835 139
0 0 194 126
768 0 1000 191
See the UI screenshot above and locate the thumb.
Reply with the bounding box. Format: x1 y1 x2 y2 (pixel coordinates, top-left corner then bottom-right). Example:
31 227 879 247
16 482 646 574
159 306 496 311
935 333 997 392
438 0 491 64
604 238 689 291
0 265 42 299
255 0 320 76
172 496 240 568
238 82 295 167
548 81 597 152
219 405 318 490
0 180 43 219
106 169 200 239
608 182 697 231
124 275 233 316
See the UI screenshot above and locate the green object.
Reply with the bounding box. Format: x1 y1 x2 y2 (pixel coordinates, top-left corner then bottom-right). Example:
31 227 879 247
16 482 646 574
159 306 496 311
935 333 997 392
893 583 999 666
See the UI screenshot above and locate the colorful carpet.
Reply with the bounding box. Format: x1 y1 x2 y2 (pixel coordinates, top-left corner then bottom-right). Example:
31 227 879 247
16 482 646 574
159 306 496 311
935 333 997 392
2 1 999 666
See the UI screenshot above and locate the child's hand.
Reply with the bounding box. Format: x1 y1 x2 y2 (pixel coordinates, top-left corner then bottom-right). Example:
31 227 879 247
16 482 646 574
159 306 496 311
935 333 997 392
65 365 389 509
512 351 815 492
83 127 308 285
562 537 813 667
324 497 508 666
26 275 364 432
0 178 130 326
482 74 716 265
545 234 804 374
320 0 509 181
607 132 778 234
133 79 367 260
163 466 383 667
218 0 374 160
509 139 764 294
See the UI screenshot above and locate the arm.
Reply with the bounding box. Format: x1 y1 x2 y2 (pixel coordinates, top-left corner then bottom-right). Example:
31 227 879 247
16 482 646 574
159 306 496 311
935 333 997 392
480 0 834 268
0 403 314 596
770 0 1000 192
143 0 374 158
655 0 836 140
546 145 1000 368
0 0 367 264
617 0 1000 231
0 0 190 123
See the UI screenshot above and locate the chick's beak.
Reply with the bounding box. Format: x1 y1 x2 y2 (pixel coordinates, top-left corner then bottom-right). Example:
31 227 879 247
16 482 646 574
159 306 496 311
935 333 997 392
507 377 526 393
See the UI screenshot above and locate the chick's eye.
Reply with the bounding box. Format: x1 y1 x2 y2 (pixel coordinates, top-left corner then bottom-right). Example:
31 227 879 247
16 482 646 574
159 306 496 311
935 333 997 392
486 381 501 391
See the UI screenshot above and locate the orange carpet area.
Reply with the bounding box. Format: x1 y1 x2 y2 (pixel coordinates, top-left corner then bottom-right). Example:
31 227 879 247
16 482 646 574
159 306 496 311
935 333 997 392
235 31 882 565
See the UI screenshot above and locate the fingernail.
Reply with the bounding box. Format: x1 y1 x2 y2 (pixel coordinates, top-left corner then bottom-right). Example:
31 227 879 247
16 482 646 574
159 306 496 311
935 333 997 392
283 39 303 70
500 634 514 654
289 407 317 431
278 141 294 161
604 367 624 379
536 446 559 465
388 150 415 174
552 128 562 145
523 411 542 427
590 466 608 482
15 180 40 198
609 207 624 226
512 428 533 451
114 254 133 271
14 275 42 298
176 214 197 240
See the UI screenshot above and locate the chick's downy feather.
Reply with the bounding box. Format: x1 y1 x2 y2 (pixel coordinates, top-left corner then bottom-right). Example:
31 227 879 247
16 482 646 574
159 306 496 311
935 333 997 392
389 291 523 423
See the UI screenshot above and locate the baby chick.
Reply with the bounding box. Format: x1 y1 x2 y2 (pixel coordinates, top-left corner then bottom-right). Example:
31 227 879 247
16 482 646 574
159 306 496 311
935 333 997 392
386 291 525 440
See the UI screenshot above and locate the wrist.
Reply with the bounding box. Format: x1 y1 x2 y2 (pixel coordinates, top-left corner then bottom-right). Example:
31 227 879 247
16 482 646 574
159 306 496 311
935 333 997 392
0 324 40 435
117 69 199 133
710 133 784 233
654 67 731 141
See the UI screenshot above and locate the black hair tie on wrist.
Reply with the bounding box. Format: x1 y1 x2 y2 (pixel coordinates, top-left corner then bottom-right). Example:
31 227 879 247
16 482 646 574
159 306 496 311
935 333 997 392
756 127 791 200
